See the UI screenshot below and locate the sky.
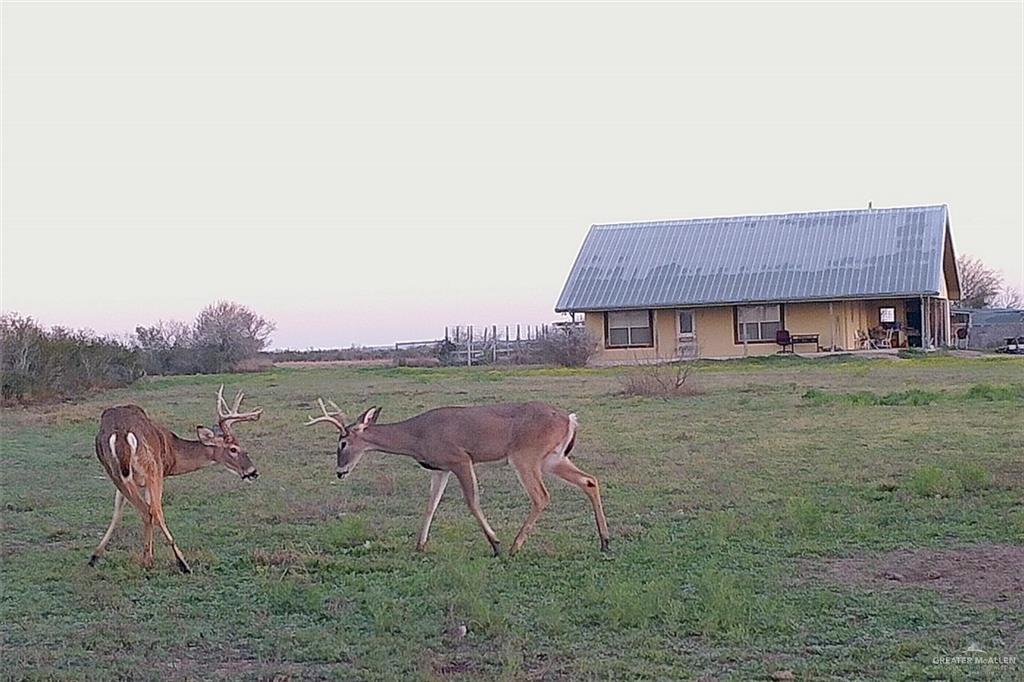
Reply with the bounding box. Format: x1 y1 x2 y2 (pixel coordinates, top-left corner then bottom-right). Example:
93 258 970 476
2 1 1022 349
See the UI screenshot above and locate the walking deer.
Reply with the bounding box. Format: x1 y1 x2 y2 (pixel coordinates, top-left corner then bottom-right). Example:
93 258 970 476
305 399 610 555
89 386 262 572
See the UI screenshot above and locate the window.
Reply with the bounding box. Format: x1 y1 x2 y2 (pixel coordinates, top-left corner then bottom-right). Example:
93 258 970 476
735 304 783 343
879 307 896 324
606 310 653 348
678 310 695 337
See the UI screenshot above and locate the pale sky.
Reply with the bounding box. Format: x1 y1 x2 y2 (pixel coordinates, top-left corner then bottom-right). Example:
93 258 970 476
3 1 1022 349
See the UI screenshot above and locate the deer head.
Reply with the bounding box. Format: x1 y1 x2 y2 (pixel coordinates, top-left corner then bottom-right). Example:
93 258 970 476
196 385 263 480
304 398 381 478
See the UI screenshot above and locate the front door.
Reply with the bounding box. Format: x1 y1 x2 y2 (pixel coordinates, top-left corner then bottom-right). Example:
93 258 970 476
905 299 922 347
677 310 697 358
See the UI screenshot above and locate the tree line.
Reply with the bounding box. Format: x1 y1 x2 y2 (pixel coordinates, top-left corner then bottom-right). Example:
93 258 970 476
1 302 274 403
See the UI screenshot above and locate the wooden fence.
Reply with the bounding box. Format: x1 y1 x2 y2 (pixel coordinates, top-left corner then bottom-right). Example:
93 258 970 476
395 321 583 366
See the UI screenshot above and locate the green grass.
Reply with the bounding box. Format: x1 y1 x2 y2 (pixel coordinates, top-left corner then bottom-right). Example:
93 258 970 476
2 356 1023 679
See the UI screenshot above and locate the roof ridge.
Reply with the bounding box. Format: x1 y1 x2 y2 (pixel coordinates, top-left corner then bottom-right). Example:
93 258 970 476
591 204 946 230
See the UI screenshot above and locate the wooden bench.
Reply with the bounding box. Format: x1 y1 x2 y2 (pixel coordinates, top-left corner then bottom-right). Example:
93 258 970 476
776 331 821 353
790 333 820 351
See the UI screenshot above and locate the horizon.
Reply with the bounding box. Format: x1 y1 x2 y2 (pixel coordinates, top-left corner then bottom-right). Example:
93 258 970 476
3 2 1022 348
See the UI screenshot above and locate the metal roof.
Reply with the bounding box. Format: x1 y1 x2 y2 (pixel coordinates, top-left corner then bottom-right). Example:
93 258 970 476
555 204 951 312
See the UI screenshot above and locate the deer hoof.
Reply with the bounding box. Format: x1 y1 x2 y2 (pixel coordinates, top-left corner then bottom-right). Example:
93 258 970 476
600 538 610 552
490 541 502 557
88 554 99 567
176 558 192 574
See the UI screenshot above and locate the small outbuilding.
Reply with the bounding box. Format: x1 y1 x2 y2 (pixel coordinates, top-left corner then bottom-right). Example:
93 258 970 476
555 204 961 363
953 307 1024 350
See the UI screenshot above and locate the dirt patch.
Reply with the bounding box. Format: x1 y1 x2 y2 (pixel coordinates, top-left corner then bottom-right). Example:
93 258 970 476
816 543 1024 610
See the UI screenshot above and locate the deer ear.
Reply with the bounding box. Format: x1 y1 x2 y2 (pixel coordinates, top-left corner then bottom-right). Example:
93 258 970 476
359 407 381 425
196 426 218 446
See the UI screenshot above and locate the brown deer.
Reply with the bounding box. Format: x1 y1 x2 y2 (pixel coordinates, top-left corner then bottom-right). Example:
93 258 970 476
305 399 609 556
89 386 262 572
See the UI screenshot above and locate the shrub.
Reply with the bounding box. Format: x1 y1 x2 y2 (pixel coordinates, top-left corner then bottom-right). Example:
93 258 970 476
534 327 597 367
619 362 702 399
191 301 275 374
1 313 143 403
133 301 275 375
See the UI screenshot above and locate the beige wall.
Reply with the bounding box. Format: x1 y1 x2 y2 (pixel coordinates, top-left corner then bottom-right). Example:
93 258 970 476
585 297 947 364
584 310 678 363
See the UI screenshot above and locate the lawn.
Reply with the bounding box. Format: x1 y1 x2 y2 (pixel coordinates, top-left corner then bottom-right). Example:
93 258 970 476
2 355 1022 680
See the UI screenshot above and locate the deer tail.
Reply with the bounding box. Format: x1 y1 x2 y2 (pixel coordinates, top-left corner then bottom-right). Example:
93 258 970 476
107 432 139 481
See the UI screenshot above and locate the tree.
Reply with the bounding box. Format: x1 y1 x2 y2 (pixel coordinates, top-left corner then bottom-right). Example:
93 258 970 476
192 301 275 373
992 287 1023 310
957 255 1004 308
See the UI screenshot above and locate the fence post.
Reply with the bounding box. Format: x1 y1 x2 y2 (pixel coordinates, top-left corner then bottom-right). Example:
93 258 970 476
468 325 473 367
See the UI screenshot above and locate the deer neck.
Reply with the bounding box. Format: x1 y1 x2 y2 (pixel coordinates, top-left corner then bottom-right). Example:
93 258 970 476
168 435 218 476
361 423 422 459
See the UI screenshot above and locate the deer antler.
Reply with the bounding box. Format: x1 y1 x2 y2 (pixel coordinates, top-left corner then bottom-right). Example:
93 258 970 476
305 397 348 432
216 385 263 440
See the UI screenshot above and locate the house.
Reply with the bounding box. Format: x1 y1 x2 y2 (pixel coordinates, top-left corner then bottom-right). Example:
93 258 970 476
555 204 961 363
952 307 1024 350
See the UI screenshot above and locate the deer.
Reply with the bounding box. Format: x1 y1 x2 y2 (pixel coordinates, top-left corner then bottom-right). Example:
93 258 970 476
305 399 610 556
88 386 263 573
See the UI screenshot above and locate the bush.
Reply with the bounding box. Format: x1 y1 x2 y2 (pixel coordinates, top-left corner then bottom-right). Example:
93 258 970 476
619 362 702 399
133 301 275 375
1 313 143 403
191 301 275 374
534 327 597 367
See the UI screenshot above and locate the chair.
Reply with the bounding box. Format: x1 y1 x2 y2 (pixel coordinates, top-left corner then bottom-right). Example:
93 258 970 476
855 329 872 350
775 329 794 353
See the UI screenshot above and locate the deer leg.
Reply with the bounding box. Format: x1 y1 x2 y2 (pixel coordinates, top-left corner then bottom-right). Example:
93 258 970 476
547 457 611 552
89 490 127 566
451 461 501 556
150 483 191 573
509 459 550 555
119 486 156 568
417 471 451 552
141 515 155 568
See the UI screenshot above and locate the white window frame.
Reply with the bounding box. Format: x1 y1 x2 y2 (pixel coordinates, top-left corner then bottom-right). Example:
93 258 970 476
606 310 654 348
735 304 783 343
677 309 695 339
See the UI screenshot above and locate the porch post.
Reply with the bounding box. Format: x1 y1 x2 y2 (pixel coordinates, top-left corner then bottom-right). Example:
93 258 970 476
828 301 835 351
921 296 931 349
944 299 951 347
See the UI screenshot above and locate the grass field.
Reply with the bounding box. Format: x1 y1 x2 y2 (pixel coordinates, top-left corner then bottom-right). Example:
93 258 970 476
2 355 1022 680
